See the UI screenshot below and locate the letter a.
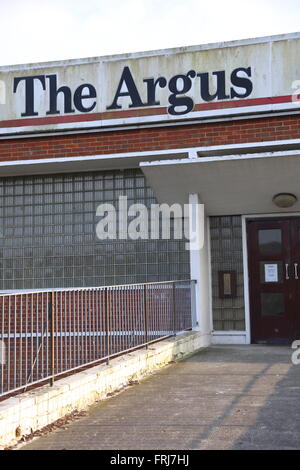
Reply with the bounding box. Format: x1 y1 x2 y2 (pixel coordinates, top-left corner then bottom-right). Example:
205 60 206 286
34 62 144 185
107 66 144 110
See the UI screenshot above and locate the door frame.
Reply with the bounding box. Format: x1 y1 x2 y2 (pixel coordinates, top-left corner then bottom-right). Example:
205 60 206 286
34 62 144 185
242 212 300 344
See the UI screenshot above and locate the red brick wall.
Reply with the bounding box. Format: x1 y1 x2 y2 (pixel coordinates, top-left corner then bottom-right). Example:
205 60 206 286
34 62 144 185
0 114 299 162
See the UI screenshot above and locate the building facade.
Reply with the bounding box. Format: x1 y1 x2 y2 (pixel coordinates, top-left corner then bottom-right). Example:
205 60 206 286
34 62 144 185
1 32 300 346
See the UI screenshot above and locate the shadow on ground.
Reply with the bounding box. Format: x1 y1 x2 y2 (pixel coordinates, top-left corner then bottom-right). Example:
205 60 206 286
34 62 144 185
20 345 300 450
184 345 299 450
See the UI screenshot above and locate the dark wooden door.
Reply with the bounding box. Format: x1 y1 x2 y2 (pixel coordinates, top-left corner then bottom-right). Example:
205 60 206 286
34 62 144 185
290 218 300 339
247 218 300 344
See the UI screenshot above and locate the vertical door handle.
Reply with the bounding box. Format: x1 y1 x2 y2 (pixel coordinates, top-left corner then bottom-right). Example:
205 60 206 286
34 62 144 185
285 263 290 280
294 263 299 280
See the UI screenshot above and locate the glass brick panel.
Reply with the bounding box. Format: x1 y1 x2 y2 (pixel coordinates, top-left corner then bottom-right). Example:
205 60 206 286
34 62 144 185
210 216 245 331
0 169 190 290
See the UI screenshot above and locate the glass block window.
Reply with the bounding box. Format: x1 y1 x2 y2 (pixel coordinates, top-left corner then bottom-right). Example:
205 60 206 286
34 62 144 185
0 169 190 290
210 216 245 331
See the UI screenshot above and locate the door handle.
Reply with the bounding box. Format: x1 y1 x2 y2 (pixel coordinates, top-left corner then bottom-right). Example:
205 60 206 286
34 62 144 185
294 263 299 280
285 263 290 280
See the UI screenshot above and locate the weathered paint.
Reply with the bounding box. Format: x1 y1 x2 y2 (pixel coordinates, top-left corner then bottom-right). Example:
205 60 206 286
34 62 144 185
0 33 300 136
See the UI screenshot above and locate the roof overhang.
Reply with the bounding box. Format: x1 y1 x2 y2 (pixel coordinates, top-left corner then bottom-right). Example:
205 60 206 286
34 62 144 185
140 150 300 215
0 149 189 177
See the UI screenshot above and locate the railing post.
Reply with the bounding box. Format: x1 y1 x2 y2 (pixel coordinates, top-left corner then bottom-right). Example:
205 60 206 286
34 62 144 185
173 282 176 336
105 288 110 365
49 291 55 387
143 284 148 349
190 280 197 329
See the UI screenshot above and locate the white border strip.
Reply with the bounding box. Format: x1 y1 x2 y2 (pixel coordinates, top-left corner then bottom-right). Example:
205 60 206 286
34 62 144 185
141 149 300 168
242 217 251 344
0 138 299 172
1 101 299 138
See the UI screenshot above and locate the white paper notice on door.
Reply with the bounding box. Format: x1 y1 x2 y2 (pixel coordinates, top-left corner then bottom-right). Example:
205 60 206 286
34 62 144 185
264 264 278 283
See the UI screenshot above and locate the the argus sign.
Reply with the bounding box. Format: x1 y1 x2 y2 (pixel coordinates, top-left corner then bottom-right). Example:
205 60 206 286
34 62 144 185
13 66 253 117
1 34 300 134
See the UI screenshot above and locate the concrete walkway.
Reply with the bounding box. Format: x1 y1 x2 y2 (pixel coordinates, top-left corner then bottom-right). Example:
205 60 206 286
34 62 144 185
20 345 300 450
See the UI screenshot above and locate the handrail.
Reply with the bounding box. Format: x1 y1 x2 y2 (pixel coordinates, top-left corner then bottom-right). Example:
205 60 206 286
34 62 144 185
0 279 197 399
0 279 196 298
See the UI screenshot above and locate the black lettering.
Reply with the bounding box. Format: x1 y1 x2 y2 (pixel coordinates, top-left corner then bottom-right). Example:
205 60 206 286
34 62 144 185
198 71 230 102
230 67 253 98
107 66 144 110
143 77 167 106
46 74 75 115
168 70 195 116
73 84 97 112
13 75 46 117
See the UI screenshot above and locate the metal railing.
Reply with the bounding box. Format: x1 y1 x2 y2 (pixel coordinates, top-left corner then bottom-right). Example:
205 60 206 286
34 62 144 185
0 280 197 399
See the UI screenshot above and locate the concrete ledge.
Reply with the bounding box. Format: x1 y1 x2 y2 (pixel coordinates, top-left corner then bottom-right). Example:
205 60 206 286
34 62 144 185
0 330 206 449
212 332 248 345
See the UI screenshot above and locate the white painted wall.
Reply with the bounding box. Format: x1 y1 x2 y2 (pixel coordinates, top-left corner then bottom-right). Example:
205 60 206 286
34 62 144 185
189 194 212 347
